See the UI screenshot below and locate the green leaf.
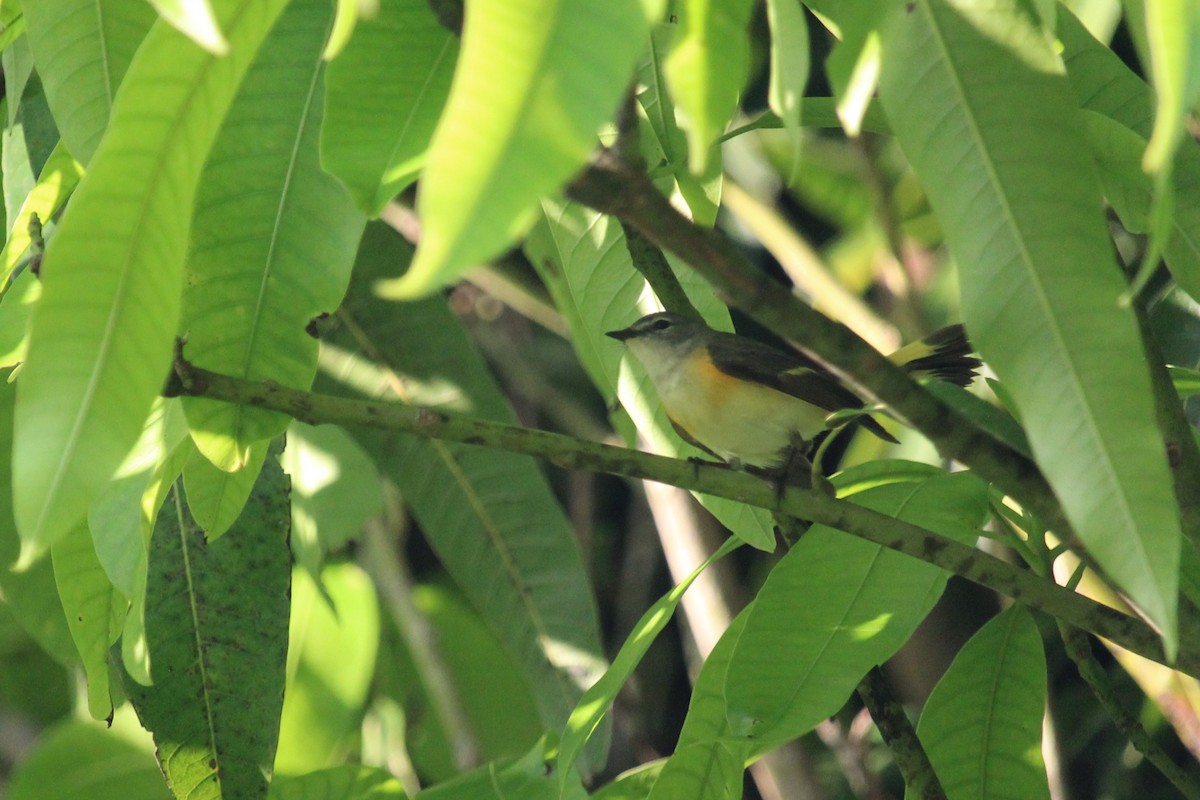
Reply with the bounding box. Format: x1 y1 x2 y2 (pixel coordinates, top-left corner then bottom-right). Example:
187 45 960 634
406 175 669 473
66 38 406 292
145 0 228 54
664 0 756 172
879 0 1182 653
908 607 1050 800
0 3 25 55
181 441 268 540
269 766 407 800
636 24 722 225
181 0 365 472
0 267 40 369
645 739 747 800
125 451 291 800
525 198 776 550
639 609 758 799
13 0 293 564
0 139 82 287
50 522 125 720
1081 109 1155 232
275 564 379 774
823 4 886 137
23 0 156 164
417 743 586 800
382 0 650 298
558 537 741 784
8 719 170 800
318 222 607 766
1141 0 1200 174
283 421 383 578
765 0 810 181
2 88 57 229
723 470 989 748
321 0 457 217
1059 7 1200 307
0 371 76 664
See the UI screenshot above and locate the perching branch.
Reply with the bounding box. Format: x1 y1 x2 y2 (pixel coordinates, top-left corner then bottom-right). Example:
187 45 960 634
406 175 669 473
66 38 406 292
567 151 1075 541
164 354 1196 676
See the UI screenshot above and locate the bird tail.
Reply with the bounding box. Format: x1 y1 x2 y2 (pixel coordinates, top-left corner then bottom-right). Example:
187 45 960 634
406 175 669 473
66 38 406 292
888 324 982 387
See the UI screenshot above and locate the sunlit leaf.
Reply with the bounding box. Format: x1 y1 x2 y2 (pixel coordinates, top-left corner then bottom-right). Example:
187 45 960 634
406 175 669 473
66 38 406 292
13 0 293 564
382 0 649 297
879 0 1182 652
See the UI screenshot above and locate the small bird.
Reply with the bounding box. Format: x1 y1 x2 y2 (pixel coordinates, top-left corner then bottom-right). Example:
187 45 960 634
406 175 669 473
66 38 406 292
607 312 980 471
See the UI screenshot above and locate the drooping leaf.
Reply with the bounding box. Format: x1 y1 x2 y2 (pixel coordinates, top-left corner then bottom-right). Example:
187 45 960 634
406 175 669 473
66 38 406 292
317 222 608 768
879 0 1182 652
723 469 989 749
1141 0 1200 174
50 523 126 720
382 0 649 297
125 452 291 800
644 739 747 800
321 0 457 217
23 0 156 164
144 0 229 54
765 0 810 181
664 0 756 172
13 0 294 564
180 440 268 540
907 607 1050 800
181 0 365 472
558 537 741 784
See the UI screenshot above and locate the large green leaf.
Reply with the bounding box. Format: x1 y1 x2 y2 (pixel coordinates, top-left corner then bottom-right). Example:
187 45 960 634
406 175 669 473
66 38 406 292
644 739 746 800
317 222 607 765
878 0 1182 651
23 0 156 164
907 607 1050 800
382 0 649 297
321 0 457 217
723 469 988 749
125 451 291 800
181 0 365 473
13 0 293 563
664 0 755 172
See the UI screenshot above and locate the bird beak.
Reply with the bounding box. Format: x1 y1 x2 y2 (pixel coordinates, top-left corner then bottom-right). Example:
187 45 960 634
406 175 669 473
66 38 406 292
606 327 635 342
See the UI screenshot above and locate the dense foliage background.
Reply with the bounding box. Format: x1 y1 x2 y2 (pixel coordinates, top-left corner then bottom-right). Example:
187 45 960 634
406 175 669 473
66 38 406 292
0 0 1198 797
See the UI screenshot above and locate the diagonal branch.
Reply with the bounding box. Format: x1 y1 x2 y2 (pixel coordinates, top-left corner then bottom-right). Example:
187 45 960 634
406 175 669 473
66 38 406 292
164 354 1194 675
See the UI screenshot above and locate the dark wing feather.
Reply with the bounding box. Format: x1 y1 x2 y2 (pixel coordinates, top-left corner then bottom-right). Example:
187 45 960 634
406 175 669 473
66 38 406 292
705 333 899 443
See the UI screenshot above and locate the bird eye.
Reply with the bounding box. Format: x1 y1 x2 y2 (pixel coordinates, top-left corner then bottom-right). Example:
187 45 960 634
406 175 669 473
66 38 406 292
650 318 672 331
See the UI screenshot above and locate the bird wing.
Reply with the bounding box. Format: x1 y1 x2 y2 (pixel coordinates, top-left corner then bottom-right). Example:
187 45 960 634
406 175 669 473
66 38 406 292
706 332 899 444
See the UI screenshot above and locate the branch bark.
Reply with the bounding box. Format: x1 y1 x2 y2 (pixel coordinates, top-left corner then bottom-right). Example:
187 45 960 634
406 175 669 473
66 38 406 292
165 356 1194 676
